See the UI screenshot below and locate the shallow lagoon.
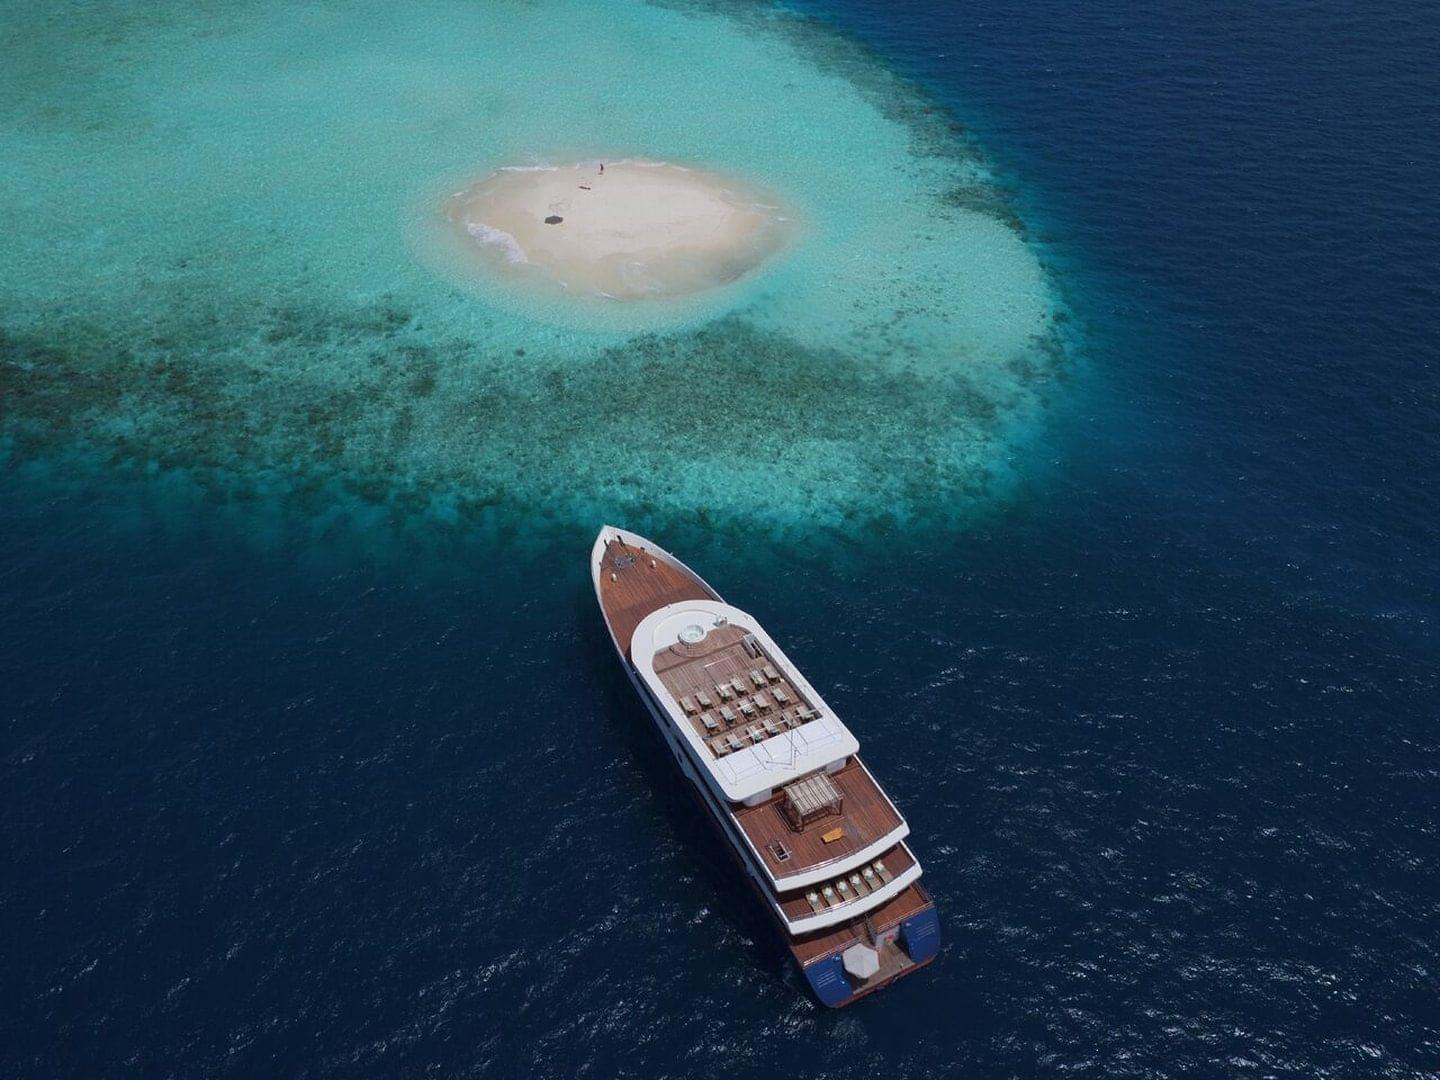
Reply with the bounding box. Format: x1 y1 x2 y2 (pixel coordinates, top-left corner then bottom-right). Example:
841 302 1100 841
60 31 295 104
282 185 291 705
5 1 1440 1076
0 0 1069 543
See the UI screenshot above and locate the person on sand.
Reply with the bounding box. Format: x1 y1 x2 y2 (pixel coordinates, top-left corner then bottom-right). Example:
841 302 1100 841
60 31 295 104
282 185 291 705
599 163 604 174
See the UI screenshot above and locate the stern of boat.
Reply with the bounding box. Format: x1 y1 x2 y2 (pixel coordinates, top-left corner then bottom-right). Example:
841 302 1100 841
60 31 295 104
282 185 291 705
803 894 941 1007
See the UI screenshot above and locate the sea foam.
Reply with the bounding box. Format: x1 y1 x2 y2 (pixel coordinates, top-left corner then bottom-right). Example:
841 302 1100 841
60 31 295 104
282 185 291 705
464 222 528 264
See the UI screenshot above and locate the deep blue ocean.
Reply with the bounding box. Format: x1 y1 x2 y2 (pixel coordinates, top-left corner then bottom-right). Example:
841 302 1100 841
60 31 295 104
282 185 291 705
4 0 1438 1076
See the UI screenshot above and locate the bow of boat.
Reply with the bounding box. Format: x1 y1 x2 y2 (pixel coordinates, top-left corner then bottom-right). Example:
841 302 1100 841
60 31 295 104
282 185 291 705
591 526 720 658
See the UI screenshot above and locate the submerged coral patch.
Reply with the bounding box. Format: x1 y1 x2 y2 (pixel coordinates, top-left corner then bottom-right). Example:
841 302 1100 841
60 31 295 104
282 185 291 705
0 0 1074 541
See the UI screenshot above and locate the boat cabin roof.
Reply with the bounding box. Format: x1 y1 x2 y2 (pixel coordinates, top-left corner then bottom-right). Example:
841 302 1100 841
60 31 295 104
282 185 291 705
632 600 860 802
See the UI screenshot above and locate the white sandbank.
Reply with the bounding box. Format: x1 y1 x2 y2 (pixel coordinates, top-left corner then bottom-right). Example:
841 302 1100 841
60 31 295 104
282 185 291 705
444 161 790 301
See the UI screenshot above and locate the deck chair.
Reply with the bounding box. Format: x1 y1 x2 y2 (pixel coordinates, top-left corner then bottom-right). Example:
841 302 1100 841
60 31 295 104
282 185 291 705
739 701 756 719
806 892 826 915
763 718 781 737
727 732 745 751
752 692 770 711
763 664 781 682
701 712 720 732
772 687 790 706
680 695 697 714
821 886 841 909
750 669 766 688
720 705 736 724
716 683 733 701
696 690 713 708
874 860 893 885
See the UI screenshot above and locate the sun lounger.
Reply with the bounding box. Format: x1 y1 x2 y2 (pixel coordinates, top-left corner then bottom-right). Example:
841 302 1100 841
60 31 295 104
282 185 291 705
806 892 826 915
739 701 756 719
680 695 697 714
772 687 790 706
716 683 733 700
874 860 893 885
711 736 730 756
731 679 749 696
763 664 780 682
764 718 780 737
849 873 868 896
701 712 720 732
821 886 841 909
747 726 764 743
862 866 879 890
726 733 744 752
750 669 766 688
720 705 736 724
836 880 852 900
752 691 770 711
696 690 713 708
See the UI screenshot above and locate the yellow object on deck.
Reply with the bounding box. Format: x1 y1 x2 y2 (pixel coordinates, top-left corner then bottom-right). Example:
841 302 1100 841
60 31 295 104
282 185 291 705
821 827 844 844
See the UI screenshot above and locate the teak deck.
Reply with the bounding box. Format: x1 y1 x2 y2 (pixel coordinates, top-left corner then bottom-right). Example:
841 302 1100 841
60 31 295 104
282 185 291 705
653 625 817 754
776 842 916 922
733 758 904 879
596 537 715 656
791 881 933 966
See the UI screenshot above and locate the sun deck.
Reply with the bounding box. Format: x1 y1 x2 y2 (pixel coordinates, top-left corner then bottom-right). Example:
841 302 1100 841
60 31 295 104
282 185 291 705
733 757 907 885
631 598 860 803
791 881 934 967
652 623 820 755
783 840 915 927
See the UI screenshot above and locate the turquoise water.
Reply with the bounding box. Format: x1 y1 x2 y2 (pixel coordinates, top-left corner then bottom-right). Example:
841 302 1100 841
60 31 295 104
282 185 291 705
7 1 1440 1075
0 0 1068 543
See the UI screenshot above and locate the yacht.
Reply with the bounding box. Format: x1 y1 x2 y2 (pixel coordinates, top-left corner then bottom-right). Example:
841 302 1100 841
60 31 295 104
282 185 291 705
591 526 939 1006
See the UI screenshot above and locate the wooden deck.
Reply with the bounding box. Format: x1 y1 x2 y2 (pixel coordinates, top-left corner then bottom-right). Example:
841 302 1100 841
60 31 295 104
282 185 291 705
791 881 934 965
596 535 715 657
653 624 818 756
776 842 916 923
733 757 904 879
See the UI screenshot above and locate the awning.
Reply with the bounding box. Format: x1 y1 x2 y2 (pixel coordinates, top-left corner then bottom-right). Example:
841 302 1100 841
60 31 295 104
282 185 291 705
842 943 880 980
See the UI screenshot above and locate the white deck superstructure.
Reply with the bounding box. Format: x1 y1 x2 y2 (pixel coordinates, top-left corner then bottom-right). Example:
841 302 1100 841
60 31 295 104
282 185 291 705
631 600 859 803
592 525 939 1002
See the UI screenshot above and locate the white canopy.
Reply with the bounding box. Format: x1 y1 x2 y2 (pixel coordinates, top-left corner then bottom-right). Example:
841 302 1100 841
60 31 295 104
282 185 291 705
842 943 880 980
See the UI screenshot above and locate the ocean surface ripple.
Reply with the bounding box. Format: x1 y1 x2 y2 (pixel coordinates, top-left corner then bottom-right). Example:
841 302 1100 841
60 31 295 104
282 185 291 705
2 0 1438 1077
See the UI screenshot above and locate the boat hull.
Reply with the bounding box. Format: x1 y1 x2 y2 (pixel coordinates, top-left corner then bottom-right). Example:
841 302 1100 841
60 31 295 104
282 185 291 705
591 527 939 1007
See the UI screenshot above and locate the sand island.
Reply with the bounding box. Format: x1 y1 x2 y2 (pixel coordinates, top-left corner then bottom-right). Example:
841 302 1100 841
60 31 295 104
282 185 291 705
444 161 791 302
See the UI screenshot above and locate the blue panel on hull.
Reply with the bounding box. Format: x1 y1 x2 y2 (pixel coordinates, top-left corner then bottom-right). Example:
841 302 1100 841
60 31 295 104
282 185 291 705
900 908 942 964
804 954 853 1008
